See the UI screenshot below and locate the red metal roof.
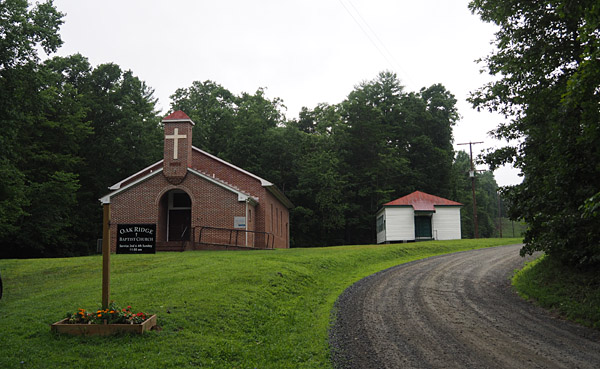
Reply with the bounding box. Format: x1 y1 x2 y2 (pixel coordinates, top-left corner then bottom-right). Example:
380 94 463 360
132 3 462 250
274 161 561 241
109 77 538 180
163 110 191 121
383 191 462 211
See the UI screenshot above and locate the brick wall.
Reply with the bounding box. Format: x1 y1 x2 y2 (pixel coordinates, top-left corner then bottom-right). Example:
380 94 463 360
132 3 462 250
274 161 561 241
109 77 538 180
110 171 251 251
191 150 290 248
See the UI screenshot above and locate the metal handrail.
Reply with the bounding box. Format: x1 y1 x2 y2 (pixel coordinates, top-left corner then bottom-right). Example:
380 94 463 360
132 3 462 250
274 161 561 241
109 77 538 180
194 226 275 249
180 226 189 249
181 226 188 240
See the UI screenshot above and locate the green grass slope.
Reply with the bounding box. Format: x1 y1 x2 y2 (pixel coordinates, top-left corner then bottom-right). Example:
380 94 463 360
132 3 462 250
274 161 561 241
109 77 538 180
0 238 521 368
512 255 600 329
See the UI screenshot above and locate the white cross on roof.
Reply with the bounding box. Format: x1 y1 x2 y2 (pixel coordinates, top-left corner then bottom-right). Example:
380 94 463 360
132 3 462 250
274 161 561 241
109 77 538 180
165 128 186 160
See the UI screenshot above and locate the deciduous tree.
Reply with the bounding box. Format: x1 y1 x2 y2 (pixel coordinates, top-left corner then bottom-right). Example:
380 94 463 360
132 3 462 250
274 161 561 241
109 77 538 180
469 0 600 265
170 80 236 158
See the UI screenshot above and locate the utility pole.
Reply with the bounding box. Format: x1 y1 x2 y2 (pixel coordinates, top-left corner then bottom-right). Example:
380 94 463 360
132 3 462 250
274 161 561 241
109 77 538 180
457 141 483 238
497 191 503 238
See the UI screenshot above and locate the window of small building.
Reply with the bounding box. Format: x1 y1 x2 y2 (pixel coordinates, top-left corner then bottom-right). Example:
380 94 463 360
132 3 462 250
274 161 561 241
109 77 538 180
377 215 385 233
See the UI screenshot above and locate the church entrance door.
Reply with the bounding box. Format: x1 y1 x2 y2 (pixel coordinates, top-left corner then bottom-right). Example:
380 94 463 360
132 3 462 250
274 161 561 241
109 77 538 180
169 209 190 241
166 190 191 241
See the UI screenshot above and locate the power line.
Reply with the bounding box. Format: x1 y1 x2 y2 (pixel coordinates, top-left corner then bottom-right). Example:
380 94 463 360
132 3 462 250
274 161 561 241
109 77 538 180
337 0 390 66
337 0 413 86
345 0 412 83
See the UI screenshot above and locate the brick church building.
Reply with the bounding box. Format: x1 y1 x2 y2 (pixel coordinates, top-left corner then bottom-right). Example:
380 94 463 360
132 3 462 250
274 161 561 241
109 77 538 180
100 111 292 252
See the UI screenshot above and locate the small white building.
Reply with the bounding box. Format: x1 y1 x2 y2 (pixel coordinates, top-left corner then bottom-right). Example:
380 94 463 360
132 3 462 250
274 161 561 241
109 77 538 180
376 191 462 243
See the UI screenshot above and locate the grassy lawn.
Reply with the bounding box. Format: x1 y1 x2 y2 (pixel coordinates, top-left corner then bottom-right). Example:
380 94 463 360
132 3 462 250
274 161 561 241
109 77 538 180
512 255 600 329
0 238 520 368
499 217 527 238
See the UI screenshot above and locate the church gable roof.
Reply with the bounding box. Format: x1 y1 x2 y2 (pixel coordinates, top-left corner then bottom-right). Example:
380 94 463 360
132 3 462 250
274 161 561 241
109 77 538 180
100 167 258 205
192 147 272 186
383 191 462 211
187 167 258 204
106 147 273 192
191 147 293 209
102 146 292 208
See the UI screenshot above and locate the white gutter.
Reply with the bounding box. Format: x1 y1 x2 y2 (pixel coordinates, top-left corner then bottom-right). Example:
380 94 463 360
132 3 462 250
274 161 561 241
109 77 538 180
187 168 258 204
108 160 163 190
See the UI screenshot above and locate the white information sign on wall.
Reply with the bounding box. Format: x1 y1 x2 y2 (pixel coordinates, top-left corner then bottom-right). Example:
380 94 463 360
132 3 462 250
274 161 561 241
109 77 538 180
234 216 246 229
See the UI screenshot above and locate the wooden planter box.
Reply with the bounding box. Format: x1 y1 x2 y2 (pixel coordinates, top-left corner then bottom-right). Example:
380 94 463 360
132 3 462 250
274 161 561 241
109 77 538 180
51 314 157 336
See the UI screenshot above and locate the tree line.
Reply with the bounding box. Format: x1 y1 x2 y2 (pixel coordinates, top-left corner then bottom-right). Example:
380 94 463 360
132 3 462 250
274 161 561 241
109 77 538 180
1 0 502 258
170 75 502 247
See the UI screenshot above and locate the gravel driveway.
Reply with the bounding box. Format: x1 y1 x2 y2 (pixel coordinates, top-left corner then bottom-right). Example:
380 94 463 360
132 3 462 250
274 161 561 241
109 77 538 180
329 244 600 368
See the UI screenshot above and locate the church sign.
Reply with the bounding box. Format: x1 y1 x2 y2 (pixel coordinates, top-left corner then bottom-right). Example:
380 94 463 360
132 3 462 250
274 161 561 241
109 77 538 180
116 224 156 254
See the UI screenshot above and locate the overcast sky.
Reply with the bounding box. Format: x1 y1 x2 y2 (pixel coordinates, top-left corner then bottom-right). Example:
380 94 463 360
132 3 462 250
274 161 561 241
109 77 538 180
51 0 521 186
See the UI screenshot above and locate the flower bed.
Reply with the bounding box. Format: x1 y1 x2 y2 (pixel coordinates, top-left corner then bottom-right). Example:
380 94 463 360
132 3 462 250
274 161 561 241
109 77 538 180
51 303 157 336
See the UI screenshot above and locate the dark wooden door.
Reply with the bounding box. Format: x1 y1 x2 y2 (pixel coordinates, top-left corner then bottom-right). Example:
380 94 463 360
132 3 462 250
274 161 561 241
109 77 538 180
414 216 432 239
168 209 191 241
